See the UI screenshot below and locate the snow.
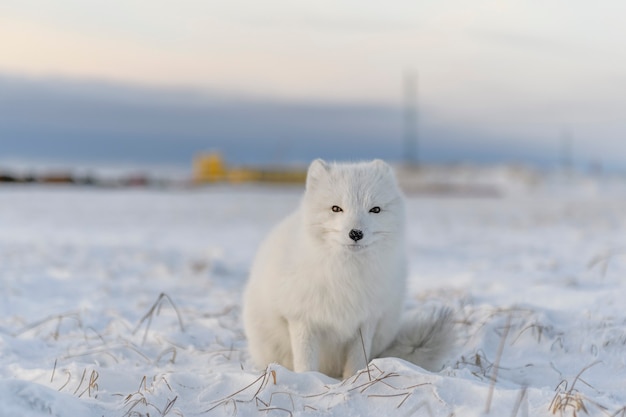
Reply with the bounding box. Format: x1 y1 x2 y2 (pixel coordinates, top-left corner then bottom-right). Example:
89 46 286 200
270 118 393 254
2 174 626 416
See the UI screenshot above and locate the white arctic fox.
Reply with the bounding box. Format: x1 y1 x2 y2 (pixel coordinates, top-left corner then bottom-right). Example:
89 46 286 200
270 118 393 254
243 159 451 379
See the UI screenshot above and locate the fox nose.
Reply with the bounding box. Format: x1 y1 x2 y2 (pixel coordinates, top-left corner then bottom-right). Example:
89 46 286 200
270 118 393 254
348 229 364 242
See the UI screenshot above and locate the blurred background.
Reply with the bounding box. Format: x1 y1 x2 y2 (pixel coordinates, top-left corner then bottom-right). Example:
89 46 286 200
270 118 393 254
2 0 626 184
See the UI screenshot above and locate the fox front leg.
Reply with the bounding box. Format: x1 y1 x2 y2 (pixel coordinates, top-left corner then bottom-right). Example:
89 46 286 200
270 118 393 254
288 320 320 372
343 324 373 379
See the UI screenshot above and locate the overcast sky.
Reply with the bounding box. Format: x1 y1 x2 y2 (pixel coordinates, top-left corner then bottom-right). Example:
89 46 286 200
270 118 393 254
2 1 626 170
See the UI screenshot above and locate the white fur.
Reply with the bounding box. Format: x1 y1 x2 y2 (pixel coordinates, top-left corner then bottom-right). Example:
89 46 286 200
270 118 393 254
243 159 407 379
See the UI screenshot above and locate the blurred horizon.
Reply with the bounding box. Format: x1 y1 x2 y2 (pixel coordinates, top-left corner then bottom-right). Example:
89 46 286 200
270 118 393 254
1 72 566 172
2 1 626 173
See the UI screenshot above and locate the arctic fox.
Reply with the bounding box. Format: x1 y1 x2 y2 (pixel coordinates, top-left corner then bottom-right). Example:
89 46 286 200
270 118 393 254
243 159 451 379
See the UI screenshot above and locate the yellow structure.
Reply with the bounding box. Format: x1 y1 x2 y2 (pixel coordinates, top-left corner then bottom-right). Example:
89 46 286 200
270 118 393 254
193 152 307 184
193 152 227 183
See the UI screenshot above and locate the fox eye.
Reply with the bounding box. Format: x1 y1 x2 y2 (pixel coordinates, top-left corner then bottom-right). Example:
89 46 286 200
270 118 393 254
369 206 381 213
331 205 343 213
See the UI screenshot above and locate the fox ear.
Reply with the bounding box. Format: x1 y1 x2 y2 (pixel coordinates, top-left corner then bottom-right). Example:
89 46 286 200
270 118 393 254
306 159 329 190
372 159 392 173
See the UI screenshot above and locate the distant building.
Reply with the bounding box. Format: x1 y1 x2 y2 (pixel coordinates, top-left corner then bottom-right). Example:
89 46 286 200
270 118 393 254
192 152 306 184
193 152 227 183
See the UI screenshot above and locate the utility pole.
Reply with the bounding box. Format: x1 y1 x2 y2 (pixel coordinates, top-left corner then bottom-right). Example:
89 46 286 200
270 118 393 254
403 70 418 168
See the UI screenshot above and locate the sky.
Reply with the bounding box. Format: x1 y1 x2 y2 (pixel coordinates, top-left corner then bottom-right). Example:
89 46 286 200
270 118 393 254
2 1 626 171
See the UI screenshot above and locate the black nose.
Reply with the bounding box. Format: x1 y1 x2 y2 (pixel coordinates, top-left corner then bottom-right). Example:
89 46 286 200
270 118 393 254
349 229 363 242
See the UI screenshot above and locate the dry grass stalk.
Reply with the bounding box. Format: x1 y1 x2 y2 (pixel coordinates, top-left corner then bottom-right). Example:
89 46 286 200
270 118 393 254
133 292 185 345
50 358 58 383
357 327 371 382
204 367 273 413
14 311 82 340
510 386 528 417
588 248 626 278
155 346 177 365
120 375 179 417
610 405 626 417
347 370 401 394
57 369 72 392
257 406 293 416
367 392 412 408
512 321 555 345
548 361 600 416
485 314 512 414
204 360 437 415
550 388 587 416
76 369 100 398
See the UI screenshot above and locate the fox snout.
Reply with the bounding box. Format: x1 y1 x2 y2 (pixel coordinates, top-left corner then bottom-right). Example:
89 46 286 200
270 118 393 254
348 229 364 242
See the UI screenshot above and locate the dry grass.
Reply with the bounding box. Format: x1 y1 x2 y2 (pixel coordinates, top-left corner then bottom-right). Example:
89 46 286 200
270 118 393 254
510 386 528 417
485 314 512 414
203 362 441 416
588 248 626 278
13 281 626 417
203 368 274 414
133 292 185 345
549 361 601 417
14 311 83 340
116 375 182 417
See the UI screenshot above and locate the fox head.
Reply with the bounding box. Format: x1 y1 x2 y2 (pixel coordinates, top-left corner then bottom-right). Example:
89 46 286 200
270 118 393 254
302 159 405 253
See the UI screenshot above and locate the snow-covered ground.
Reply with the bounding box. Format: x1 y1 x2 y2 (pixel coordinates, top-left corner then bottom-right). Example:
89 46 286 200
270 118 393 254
2 173 626 416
